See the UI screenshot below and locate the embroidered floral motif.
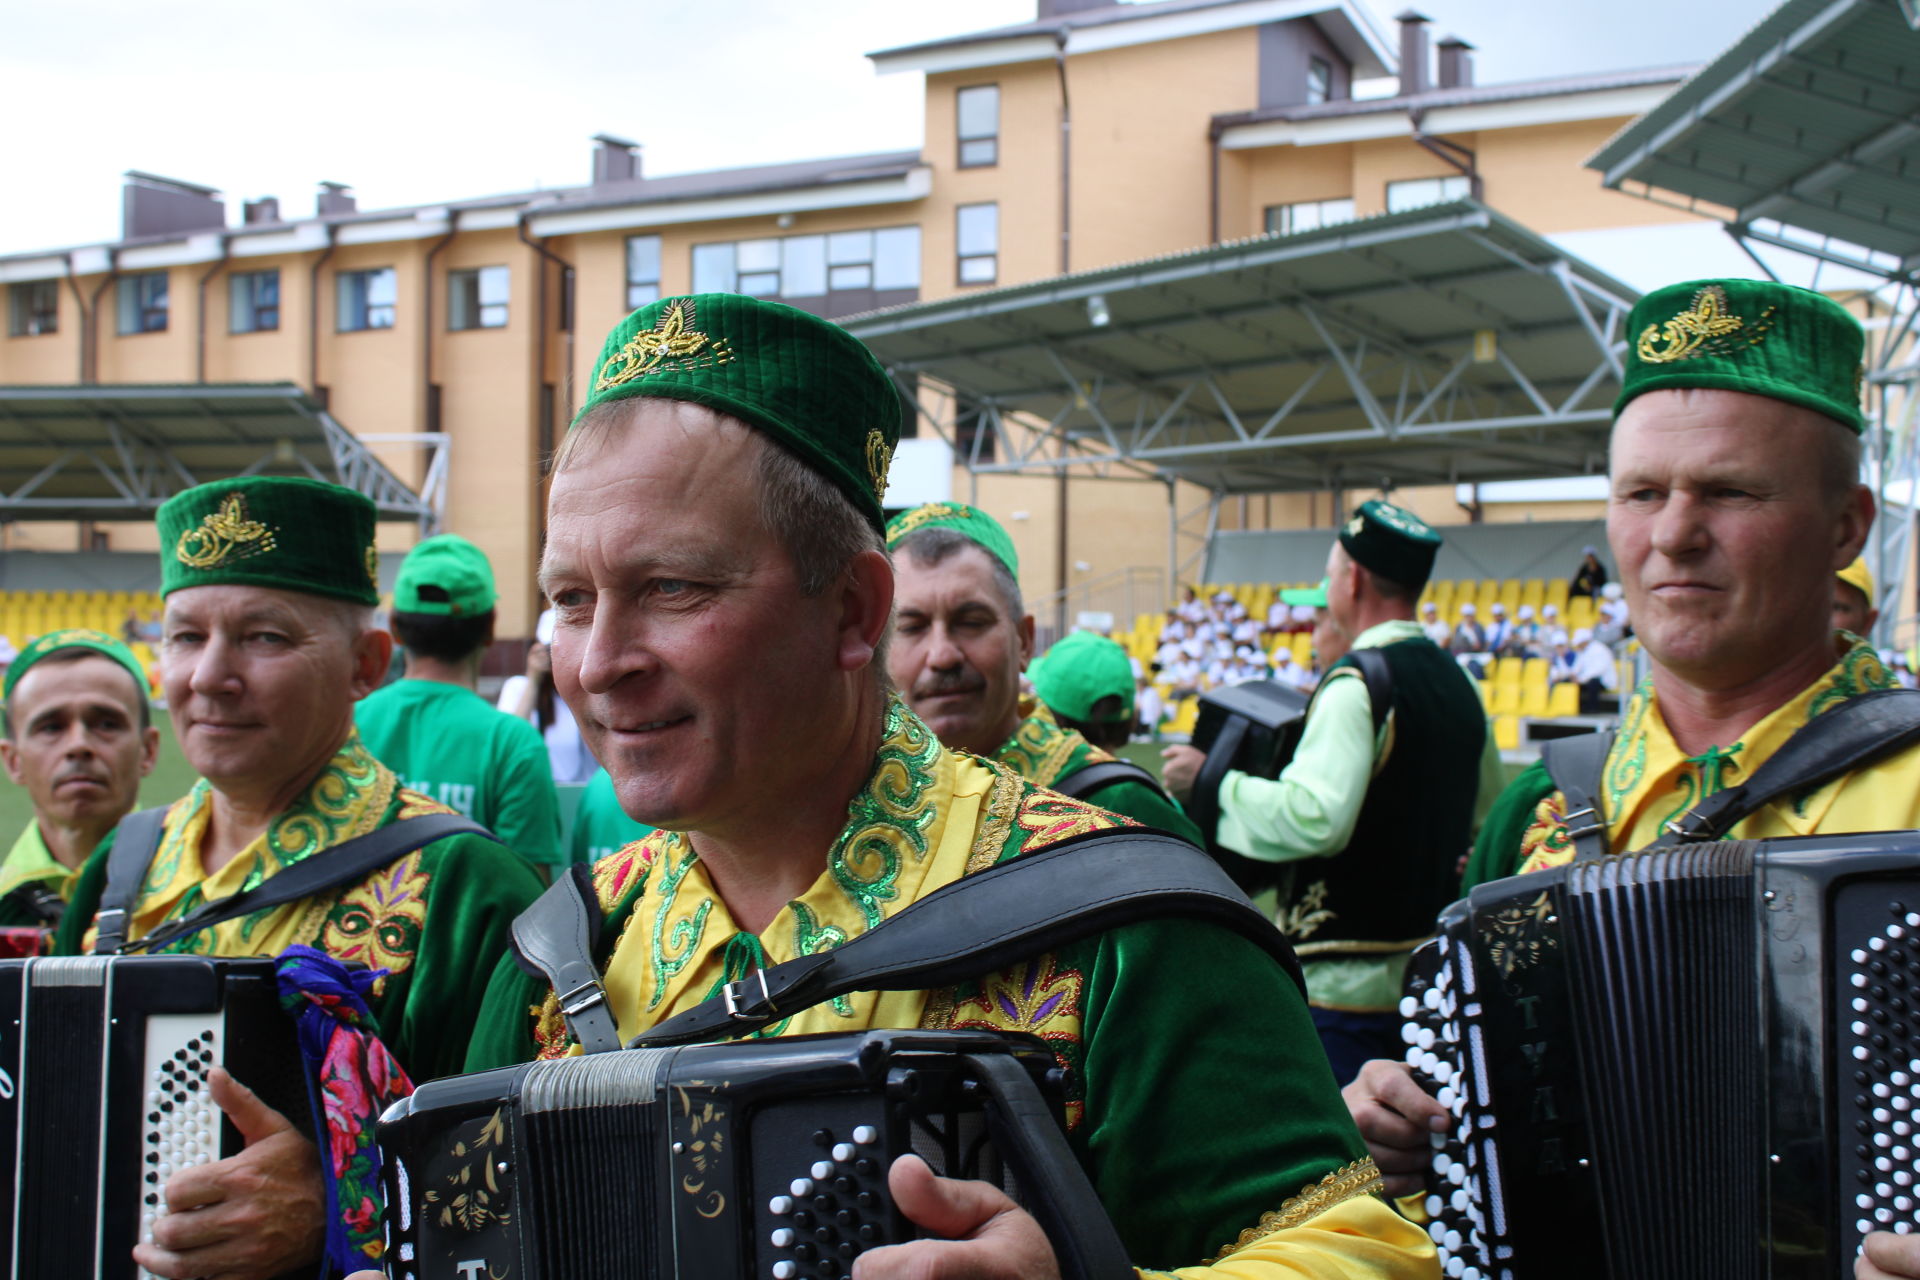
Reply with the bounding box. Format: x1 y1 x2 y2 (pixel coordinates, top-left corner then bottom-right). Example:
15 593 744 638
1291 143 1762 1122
965 760 1026 873
827 699 941 929
1207 1158 1384 1262
649 836 712 1010
790 902 853 1018
175 492 279 569
865 429 894 498
1013 794 1134 846
1276 879 1335 942
1635 285 1774 364
1809 640 1892 719
948 955 1087 1127
594 299 734 391
321 852 430 980
1518 790 1572 872
1604 680 1652 817
1481 891 1558 982
993 701 1092 789
593 835 659 912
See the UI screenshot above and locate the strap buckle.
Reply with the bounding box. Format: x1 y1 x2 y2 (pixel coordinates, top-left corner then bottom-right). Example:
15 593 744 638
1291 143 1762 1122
1663 808 1711 840
721 968 776 1023
1561 806 1604 840
558 979 608 1019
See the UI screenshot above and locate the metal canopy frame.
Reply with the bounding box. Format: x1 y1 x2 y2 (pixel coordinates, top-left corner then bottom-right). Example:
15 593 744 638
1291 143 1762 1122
846 202 1637 499
0 383 443 529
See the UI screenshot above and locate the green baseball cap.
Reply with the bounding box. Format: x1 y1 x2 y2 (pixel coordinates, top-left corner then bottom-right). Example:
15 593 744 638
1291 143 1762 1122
1616 278 1865 433
1031 630 1134 723
1339 499 1442 592
4 628 148 704
1280 579 1329 608
158 476 380 606
575 293 901 533
394 534 497 617
886 502 1020 580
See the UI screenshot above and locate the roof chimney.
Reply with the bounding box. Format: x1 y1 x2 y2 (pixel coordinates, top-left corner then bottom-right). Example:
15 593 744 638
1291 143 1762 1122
1036 0 1108 16
317 182 357 217
1437 36 1474 89
242 196 281 225
1396 10 1431 98
121 171 225 240
592 134 641 185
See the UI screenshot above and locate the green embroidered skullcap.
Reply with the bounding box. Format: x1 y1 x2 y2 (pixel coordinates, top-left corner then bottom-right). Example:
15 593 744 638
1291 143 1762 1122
394 534 496 617
157 476 379 606
886 502 1020 580
1032 630 1134 724
1339 499 1441 591
1279 579 1329 608
574 293 900 532
1616 278 1865 433
3 629 147 703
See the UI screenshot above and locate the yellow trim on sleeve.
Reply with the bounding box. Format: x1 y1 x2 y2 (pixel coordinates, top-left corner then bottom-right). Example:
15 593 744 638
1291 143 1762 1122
1207 1158 1386 1262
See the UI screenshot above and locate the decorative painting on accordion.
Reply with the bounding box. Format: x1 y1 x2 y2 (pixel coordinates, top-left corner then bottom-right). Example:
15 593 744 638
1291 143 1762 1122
1400 831 1920 1279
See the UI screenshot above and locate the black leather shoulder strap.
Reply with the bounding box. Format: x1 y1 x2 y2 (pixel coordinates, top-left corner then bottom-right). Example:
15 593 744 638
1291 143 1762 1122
1344 647 1394 735
1050 759 1166 804
630 829 1302 1049
92 805 171 955
1540 729 1616 861
1654 687 1920 845
109 812 493 955
510 865 622 1054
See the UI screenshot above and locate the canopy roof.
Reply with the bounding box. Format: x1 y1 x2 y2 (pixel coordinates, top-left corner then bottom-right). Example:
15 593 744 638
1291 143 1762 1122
845 201 1638 495
0 383 438 525
1588 0 1920 279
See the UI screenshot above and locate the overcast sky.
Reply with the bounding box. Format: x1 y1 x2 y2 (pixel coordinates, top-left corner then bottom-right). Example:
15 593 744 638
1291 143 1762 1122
1 0 1778 255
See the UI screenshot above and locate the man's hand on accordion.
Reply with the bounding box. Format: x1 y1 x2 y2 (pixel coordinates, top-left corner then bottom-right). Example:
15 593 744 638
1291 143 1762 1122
1860 1231 1920 1279
847 1153 1062 1280
1340 1058 1451 1198
132 1066 326 1280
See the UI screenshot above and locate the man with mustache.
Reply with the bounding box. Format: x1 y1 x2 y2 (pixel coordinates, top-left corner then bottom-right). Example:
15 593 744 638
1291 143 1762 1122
53 476 543 1280
1347 282 1920 1279
886 501 1202 842
0 630 158 931
454 293 1435 1279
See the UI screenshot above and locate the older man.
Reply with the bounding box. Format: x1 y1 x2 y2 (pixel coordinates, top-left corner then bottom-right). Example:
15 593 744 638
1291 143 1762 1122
0 629 157 929
887 501 1202 842
1356 281 1916 1226
1163 502 1501 1084
459 294 1433 1279
54 476 543 1280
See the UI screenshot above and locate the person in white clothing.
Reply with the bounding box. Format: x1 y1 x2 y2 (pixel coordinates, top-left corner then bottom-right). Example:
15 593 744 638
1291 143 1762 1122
496 609 598 784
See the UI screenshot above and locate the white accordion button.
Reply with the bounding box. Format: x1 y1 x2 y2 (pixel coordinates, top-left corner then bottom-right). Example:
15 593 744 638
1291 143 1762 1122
789 1178 813 1197
852 1125 877 1145
768 1196 793 1215
810 1161 833 1180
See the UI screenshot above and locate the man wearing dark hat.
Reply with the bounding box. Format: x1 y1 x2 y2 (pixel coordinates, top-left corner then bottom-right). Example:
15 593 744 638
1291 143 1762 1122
1162 499 1500 1084
356 532 563 868
53 477 543 1280
456 295 1433 1278
0 629 157 929
886 501 1203 842
1352 281 1916 1221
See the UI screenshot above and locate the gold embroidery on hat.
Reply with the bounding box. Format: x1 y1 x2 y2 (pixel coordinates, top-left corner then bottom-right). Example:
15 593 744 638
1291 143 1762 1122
593 299 735 393
176 493 279 570
1345 515 1365 538
865 430 894 498
889 502 967 541
1636 286 1776 365
365 545 380 590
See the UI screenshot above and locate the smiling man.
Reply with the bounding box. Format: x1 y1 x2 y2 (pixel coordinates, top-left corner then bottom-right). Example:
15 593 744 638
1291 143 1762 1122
459 293 1433 1279
52 476 541 1280
1351 281 1920 1229
0 629 157 929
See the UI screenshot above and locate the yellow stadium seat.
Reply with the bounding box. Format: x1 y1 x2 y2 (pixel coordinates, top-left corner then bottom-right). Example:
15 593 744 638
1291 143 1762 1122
1292 633 1312 664
1548 683 1579 717
1491 657 1522 685
1567 598 1597 631
1490 684 1522 716
1520 684 1551 718
1522 657 1548 685
1167 698 1200 737
1494 715 1520 751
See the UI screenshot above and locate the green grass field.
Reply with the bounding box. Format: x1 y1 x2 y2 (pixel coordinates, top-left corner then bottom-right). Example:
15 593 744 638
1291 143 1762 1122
0 716 203 838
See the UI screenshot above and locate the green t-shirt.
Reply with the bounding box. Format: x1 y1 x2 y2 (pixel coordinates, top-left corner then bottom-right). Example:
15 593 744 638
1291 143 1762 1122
568 768 653 864
356 678 564 866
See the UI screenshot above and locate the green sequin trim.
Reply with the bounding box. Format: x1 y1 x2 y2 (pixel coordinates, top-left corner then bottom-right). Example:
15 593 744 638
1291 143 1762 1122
824 698 941 930
992 709 1088 788
648 835 711 1010
1809 639 1893 720
1604 679 1653 816
790 901 853 1018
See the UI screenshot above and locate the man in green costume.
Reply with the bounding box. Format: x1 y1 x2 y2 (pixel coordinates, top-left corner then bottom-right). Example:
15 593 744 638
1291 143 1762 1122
0 629 157 929
356 532 563 867
1162 501 1503 1085
886 500 1204 844
54 476 543 1280
455 294 1434 1279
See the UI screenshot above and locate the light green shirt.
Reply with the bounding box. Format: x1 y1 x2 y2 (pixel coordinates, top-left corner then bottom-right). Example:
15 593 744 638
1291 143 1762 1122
1215 618 1504 1010
0 821 69 902
568 768 654 866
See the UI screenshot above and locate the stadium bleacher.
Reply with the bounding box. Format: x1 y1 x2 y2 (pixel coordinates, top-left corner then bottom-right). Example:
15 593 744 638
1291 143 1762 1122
0 590 163 692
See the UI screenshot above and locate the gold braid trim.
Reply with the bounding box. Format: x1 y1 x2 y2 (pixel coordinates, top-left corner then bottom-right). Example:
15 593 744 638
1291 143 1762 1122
1205 1158 1385 1263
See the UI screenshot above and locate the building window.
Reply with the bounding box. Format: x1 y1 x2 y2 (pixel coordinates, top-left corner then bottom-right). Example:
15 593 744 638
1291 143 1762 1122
1265 197 1356 236
626 235 661 309
117 272 169 335
7 281 57 336
956 203 998 285
690 226 921 311
1386 175 1470 213
449 266 509 330
957 84 999 168
338 268 397 332
1306 56 1332 105
229 270 280 334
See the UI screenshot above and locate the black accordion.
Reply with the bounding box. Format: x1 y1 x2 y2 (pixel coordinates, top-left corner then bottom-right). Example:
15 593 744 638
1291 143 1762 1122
1401 832 1920 1279
1183 680 1309 890
379 1029 1129 1280
0 955 304 1279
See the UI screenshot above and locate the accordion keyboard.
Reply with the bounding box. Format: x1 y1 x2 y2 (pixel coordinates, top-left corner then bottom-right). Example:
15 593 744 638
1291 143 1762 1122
137 1015 224 1279
764 1122 888 1279
1844 901 1920 1243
